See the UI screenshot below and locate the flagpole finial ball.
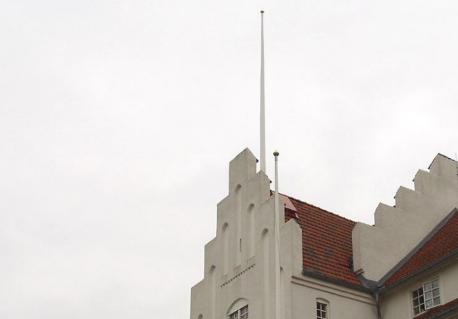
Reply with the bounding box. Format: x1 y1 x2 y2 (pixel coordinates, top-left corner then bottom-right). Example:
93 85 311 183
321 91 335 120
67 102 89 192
261 10 264 14
273 151 279 157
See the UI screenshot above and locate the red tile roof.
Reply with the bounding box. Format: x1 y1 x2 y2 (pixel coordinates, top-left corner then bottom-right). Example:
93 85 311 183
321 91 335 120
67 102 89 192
384 210 458 288
284 195 363 288
415 298 458 319
281 195 458 292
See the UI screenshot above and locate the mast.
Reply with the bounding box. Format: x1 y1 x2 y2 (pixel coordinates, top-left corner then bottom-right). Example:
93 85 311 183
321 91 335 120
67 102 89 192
260 10 266 172
273 151 281 319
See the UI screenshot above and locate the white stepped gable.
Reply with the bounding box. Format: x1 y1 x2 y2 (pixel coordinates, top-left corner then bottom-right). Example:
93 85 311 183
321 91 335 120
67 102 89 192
191 148 303 319
352 154 458 281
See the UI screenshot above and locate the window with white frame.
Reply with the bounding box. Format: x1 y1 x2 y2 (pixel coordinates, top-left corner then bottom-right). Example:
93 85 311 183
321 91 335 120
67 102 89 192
229 305 248 319
412 279 441 316
316 301 328 319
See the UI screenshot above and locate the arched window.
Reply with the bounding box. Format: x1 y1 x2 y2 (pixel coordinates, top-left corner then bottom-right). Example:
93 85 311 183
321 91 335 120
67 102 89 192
316 298 329 319
228 299 249 319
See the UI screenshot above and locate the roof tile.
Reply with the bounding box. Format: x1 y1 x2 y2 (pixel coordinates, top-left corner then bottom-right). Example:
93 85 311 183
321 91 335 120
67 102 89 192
284 195 362 287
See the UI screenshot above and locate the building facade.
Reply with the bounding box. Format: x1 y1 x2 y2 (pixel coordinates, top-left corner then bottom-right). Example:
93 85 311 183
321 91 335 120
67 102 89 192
190 149 458 319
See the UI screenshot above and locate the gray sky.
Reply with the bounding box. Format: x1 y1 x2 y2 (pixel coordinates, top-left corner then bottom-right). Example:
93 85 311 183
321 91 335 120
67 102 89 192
1 0 458 318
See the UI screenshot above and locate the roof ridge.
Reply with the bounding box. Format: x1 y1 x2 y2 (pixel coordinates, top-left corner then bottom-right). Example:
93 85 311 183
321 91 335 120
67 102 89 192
283 193 356 224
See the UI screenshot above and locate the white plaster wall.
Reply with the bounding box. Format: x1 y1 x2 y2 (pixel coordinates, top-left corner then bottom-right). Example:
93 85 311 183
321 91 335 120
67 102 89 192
353 154 458 281
291 277 377 319
381 262 458 319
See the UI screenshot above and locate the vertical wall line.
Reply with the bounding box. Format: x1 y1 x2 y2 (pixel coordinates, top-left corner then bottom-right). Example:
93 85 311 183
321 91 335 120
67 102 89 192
223 223 229 274
248 204 255 258
263 229 270 319
236 185 242 266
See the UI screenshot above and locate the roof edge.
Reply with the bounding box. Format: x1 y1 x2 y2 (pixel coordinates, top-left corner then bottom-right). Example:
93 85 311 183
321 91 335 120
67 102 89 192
302 269 372 293
380 249 458 294
417 298 458 319
434 303 458 319
378 207 458 290
285 193 357 224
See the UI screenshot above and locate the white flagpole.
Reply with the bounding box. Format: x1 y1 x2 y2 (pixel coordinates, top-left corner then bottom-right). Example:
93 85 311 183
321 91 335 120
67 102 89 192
273 151 281 319
260 10 266 172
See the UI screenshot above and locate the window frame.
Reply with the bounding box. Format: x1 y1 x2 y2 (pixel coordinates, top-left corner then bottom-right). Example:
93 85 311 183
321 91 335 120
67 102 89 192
316 298 329 319
411 278 441 317
229 305 248 319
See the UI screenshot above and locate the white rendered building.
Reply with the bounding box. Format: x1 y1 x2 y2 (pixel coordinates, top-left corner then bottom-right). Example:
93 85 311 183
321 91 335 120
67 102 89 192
190 149 458 319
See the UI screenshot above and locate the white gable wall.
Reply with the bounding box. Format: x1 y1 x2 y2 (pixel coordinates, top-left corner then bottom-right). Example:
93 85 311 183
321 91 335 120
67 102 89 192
353 154 458 281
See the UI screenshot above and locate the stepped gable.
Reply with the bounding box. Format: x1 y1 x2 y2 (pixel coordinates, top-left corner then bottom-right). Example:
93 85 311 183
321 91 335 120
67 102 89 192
284 195 362 288
352 153 458 281
383 210 458 288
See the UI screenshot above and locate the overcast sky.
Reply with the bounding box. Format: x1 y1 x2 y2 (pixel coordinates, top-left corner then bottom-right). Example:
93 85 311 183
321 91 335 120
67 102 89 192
1 0 458 318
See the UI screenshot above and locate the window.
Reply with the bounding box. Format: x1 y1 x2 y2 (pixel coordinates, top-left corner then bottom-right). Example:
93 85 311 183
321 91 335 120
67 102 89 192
229 305 248 319
240 305 248 319
316 301 328 319
412 279 441 316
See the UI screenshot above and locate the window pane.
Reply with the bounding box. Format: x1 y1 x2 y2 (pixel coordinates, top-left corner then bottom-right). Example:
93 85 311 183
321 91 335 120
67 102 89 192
425 299 433 309
433 297 441 305
316 302 327 319
432 280 439 289
433 289 440 297
413 285 426 316
240 306 248 319
229 312 238 319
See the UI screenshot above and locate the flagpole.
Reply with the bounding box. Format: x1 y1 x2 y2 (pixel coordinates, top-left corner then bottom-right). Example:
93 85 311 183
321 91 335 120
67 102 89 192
274 150 281 319
260 10 266 173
